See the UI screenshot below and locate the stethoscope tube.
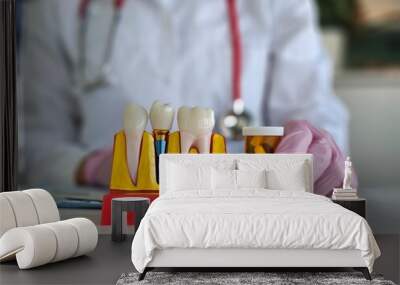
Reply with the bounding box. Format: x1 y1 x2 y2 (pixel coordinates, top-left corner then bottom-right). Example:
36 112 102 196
226 0 242 103
222 0 253 139
77 0 253 137
77 0 125 92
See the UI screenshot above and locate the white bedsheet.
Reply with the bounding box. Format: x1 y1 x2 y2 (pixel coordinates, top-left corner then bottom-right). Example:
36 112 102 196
131 190 380 273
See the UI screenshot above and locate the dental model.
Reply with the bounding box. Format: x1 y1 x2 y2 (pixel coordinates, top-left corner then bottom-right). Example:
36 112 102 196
150 101 175 181
150 100 175 154
177 106 215 153
124 103 148 184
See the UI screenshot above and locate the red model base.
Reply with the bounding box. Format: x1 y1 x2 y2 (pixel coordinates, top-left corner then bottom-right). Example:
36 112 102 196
100 190 159 225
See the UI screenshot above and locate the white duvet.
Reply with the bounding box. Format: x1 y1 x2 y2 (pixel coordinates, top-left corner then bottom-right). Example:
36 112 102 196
131 190 380 273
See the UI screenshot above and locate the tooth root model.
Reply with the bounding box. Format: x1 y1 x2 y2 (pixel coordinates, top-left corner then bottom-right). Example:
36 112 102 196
177 106 215 154
150 101 175 181
124 103 148 184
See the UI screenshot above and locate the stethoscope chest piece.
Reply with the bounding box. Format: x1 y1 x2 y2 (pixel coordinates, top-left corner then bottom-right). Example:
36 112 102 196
220 99 252 140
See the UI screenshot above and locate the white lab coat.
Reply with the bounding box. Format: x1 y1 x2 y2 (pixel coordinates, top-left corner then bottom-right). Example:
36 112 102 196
20 0 348 189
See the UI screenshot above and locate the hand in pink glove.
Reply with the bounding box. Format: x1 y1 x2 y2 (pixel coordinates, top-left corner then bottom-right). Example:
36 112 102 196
76 147 113 187
275 120 357 196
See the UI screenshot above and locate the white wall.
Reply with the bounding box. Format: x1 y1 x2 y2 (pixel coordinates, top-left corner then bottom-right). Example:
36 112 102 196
335 71 400 234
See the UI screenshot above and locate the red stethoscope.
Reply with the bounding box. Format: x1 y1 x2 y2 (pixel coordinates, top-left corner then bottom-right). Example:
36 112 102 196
78 0 252 139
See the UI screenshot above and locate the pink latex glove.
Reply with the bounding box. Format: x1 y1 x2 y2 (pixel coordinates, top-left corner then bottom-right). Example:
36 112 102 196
77 147 113 187
275 120 357 196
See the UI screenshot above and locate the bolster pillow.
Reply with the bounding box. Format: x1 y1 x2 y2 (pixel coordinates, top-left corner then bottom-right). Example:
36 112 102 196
0 218 98 269
0 189 60 237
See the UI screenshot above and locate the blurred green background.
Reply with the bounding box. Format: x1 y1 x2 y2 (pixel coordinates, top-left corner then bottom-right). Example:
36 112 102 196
316 0 400 68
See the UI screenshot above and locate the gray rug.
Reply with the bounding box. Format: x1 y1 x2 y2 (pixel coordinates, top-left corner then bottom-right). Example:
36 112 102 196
117 272 396 285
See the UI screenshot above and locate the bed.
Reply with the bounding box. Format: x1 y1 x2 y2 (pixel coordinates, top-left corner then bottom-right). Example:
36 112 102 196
131 154 380 280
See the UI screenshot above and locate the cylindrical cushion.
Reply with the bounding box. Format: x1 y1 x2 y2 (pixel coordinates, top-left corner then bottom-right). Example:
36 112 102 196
42 221 79 262
0 226 57 269
63 218 98 257
23 189 59 223
0 196 17 237
0 218 98 269
0 192 39 227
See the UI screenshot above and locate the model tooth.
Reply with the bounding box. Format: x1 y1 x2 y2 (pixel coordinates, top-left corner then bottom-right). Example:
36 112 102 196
177 106 215 153
192 107 215 135
177 106 191 132
149 100 174 131
124 103 148 183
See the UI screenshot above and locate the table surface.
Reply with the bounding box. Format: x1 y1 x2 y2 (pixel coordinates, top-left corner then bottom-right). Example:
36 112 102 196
112 197 150 202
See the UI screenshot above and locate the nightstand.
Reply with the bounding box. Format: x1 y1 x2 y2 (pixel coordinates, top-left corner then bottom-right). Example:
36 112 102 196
332 198 366 218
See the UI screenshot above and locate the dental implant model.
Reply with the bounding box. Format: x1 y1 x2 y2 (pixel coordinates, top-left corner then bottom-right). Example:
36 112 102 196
177 106 216 153
108 101 226 195
109 102 158 192
150 101 175 181
124 103 148 184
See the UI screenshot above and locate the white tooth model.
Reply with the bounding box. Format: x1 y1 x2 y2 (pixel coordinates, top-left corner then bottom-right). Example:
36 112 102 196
124 103 148 184
177 106 215 153
150 101 175 181
150 101 174 131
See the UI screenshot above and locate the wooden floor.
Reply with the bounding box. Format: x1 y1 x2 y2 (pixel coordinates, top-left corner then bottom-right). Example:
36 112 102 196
0 235 398 285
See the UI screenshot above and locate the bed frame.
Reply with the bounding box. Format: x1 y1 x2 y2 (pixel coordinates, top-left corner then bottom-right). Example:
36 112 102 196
139 248 371 280
138 154 371 281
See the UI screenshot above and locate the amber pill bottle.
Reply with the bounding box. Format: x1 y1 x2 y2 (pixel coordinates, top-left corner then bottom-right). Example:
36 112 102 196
243 127 284 154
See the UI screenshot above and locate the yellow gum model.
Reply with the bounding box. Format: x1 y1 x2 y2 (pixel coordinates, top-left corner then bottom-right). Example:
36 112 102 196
109 131 226 192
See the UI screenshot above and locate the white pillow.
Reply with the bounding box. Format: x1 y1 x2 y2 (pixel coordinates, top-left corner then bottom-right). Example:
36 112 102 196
167 162 212 191
212 168 236 190
266 166 307 191
236 170 267 189
237 159 310 192
212 169 267 190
